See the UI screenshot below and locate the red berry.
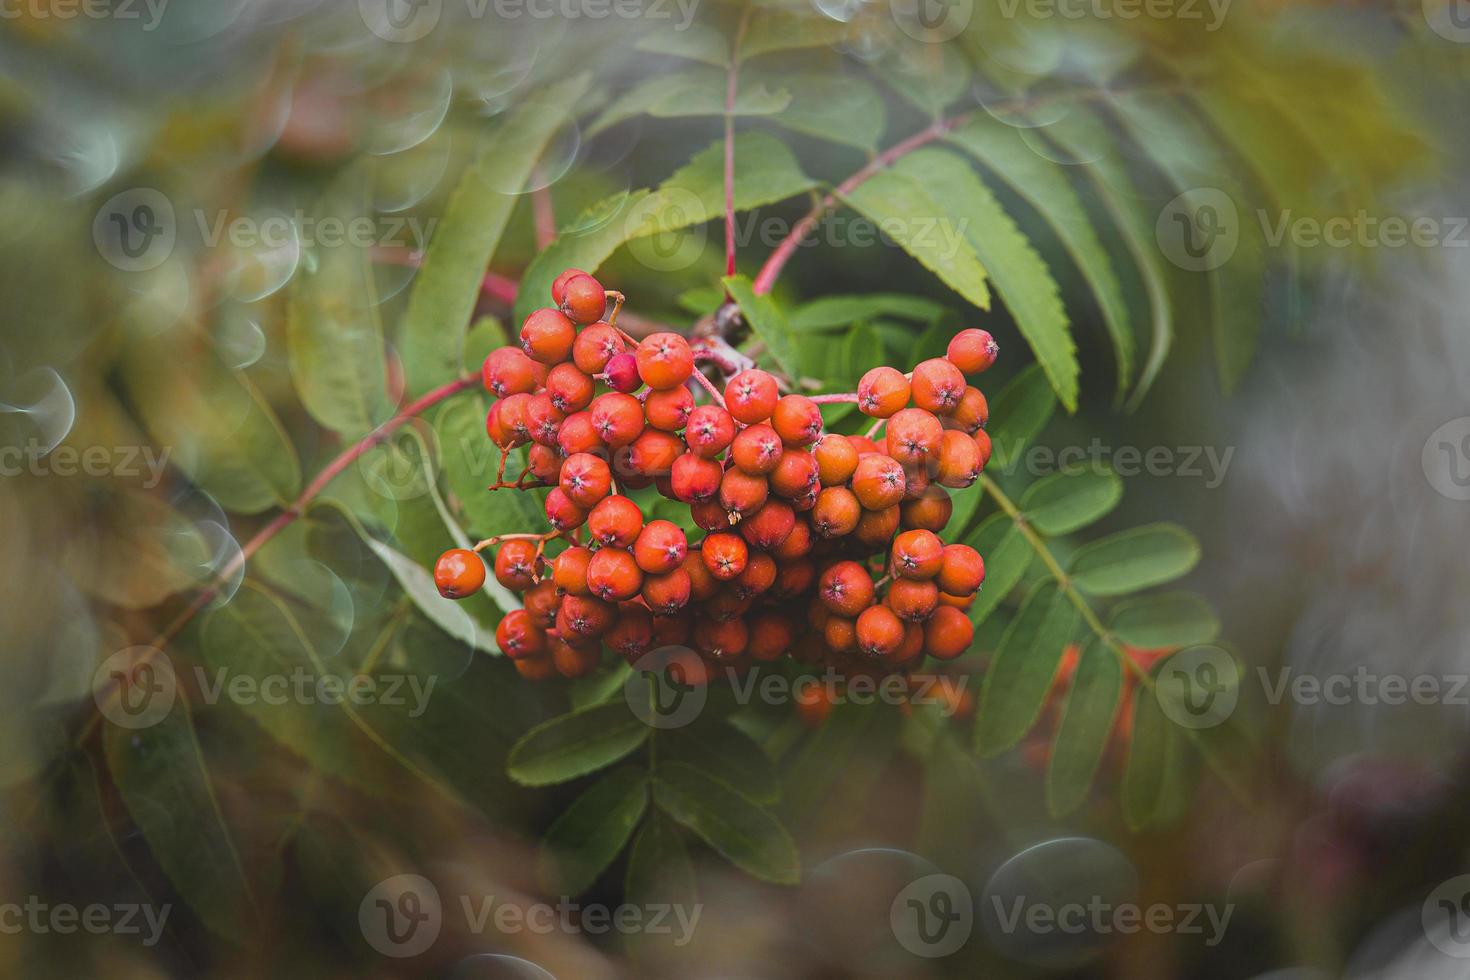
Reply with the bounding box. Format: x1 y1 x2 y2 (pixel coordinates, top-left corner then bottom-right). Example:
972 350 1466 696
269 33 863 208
901 486 952 532
724 369 779 425
771 395 823 446
854 504 901 550
496 609 547 660
947 328 999 374
813 434 859 485
493 539 539 590
858 367 910 418
606 603 655 661
719 469 769 517
924 605 974 659
671 453 723 502
731 424 783 475
561 273 607 325
748 611 796 661
586 547 643 602
946 386 989 434
935 429 982 488
701 532 749 581
693 616 749 661
633 519 688 574
434 549 485 599
885 408 943 467
812 487 861 538
560 452 613 508
551 267 589 307
891 529 944 580
546 362 595 414
936 543 985 596
733 551 777 598
523 580 559 628
856 605 905 659
911 358 966 414
587 495 644 548
590 391 645 447
545 487 589 531
851 454 906 510
819 560 875 617
769 449 819 499
573 323 625 375
739 500 796 551
557 594 616 640
887 578 939 622
520 308 576 364
482 346 540 398
524 393 565 448
685 405 736 458
636 332 695 390
644 387 693 432
552 545 594 595
604 352 642 394
627 429 683 478
642 567 692 614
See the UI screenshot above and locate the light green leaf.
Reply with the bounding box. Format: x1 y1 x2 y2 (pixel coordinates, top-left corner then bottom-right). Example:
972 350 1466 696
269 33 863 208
359 530 499 653
950 116 1135 399
723 274 799 380
976 582 1077 755
1068 524 1200 597
1122 683 1175 831
789 293 947 332
756 69 884 150
873 39 971 117
891 148 1077 411
985 364 1056 470
1046 638 1123 817
434 392 548 539
1108 592 1220 649
507 702 650 787
397 74 591 398
965 513 1032 627
589 69 790 135
1019 468 1123 536
653 761 799 885
840 167 992 312
287 163 391 437
741 9 850 60
539 768 649 895
635 22 730 66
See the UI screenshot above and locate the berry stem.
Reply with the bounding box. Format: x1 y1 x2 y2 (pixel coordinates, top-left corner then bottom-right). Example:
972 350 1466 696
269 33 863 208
606 291 626 329
865 417 887 441
808 392 859 405
472 530 559 552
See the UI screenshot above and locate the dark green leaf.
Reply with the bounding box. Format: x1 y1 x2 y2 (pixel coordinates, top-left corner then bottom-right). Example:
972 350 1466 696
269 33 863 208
1046 639 1123 817
723 274 799 380
757 69 884 150
1019 468 1123 536
539 768 649 895
789 293 947 332
1122 684 1173 831
624 812 698 910
1068 524 1200 597
975 582 1077 755
965 513 1032 627
985 365 1056 470
1108 592 1220 649
659 721 780 804
507 702 650 786
653 761 799 885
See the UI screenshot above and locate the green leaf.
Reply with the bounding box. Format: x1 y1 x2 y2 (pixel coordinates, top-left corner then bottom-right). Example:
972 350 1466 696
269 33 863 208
917 731 988 867
434 391 548 539
624 812 697 909
359 529 500 653
64 487 208 609
659 721 780 804
104 704 257 942
121 330 300 514
507 702 650 787
1108 592 1220 649
397 74 591 398
839 168 992 312
985 364 1056 470
653 761 799 885
1046 639 1123 817
571 661 634 711
741 9 850 61
949 116 1135 399
1068 524 1200 597
1019 468 1123 536
788 293 947 332
777 700 901 837
975 582 1077 755
873 39 971 117
756 69 884 150
965 513 1032 627
1122 684 1173 831
286 163 391 437
723 274 799 380
539 768 649 895
589 69 790 134
891 148 1077 411
635 22 730 66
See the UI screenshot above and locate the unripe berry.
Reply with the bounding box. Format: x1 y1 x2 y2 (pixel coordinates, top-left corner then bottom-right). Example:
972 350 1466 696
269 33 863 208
590 391 645 447
945 386 989 434
769 449 819 499
858 366 910 418
887 578 940 622
732 424 783 475
701 532 749 580
771 395 823 446
495 609 547 660
642 567 692 614
560 273 607 325
851 454 906 510
819 560 875 617
724 369 779 425
557 411 603 456
682 549 721 600
587 495 643 548
853 505 901 550
551 267 589 307
911 358 966 414
936 543 985 596
924 605 974 660
554 639 603 679
633 519 688 574
606 603 654 660
935 429 982 488
604 353 642 394
901 485 952 532
628 429 683 478
483 346 540 398
434 549 485 599
856 605 905 659
636 332 695 390
720 469 770 517
494 539 539 590
693 616 749 661
671 453 722 502
685 405 737 458
552 546 594 596
891 529 944 579
734 551 777 598
739 499 796 550
546 362 595 414
748 611 796 662
545 487 589 531
644 387 693 432
572 323 625 374
557 594 616 640
886 408 943 466
560 452 613 508
813 434 859 485
586 546 643 601
947 328 999 374
520 308 576 364
812 486 861 538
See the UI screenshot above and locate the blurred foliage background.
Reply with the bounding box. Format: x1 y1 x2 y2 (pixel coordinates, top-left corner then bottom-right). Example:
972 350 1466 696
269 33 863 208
2 0 1469 976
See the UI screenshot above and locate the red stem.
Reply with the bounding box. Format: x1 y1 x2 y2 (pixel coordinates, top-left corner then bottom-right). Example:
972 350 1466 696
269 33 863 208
809 393 859 405
532 176 555 250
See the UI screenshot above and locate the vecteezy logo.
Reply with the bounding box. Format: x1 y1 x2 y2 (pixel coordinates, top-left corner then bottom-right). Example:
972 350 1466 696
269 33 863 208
1155 645 1239 729
623 189 707 273
360 874 442 958
1422 417 1470 501
93 189 176 273
1423 874 1470 957
890 0 974 42
1425 0 1470 43
890 874 973 958
92 647 177 730
625 646 708 730
1155 188 1239 272
359 0 441 42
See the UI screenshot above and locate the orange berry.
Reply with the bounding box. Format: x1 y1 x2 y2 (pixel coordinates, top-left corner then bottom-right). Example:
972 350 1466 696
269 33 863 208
724 369 779 424
771 517 813 560
936 543 985 596
945 386 989 434
739 499 796 551
572 322 625 374
628 429 683 478
671 453 723 503
586 547 643 602
887 578 940 622
551 267 588 307
482 346 540 398
856 605 905 659
587 495 644 548
644 386 693 432
633 519 688 574
693 616 749 662
493 539 539 590
935 429 982 488
701 532 749 580
819 560 875 617
590 392 645 448
813 434 859 485
885 408 944 466
556 411 603 456
900 486 952 532
812 486 862 538
557 594 617 641
891 529 944 580
771 394 823 446
561 273 607 325
496 609 547 660
748 611 797 661
733 551 777 598
544 487 589 532
606 603 654 661
523 579 560 628
514 654 558 681
434 549 485 599
853 504 901 550
553 638 603 679
773 557 816 596
546 363 594 414
858 366 910 418
824 615 858 653
946 328 998 374
525 392 565 448
911 358 966 414
636 332 694 390
851 454 906 510
552 546 594 596
732 424 783 475
642 567 692 614
924 605 974 660
560 452 613 508
769 449 819 499
520 308 576 364
720 469 769 516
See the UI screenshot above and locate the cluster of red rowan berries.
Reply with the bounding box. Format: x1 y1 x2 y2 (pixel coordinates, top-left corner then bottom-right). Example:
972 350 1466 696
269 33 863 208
432 268 1000 684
